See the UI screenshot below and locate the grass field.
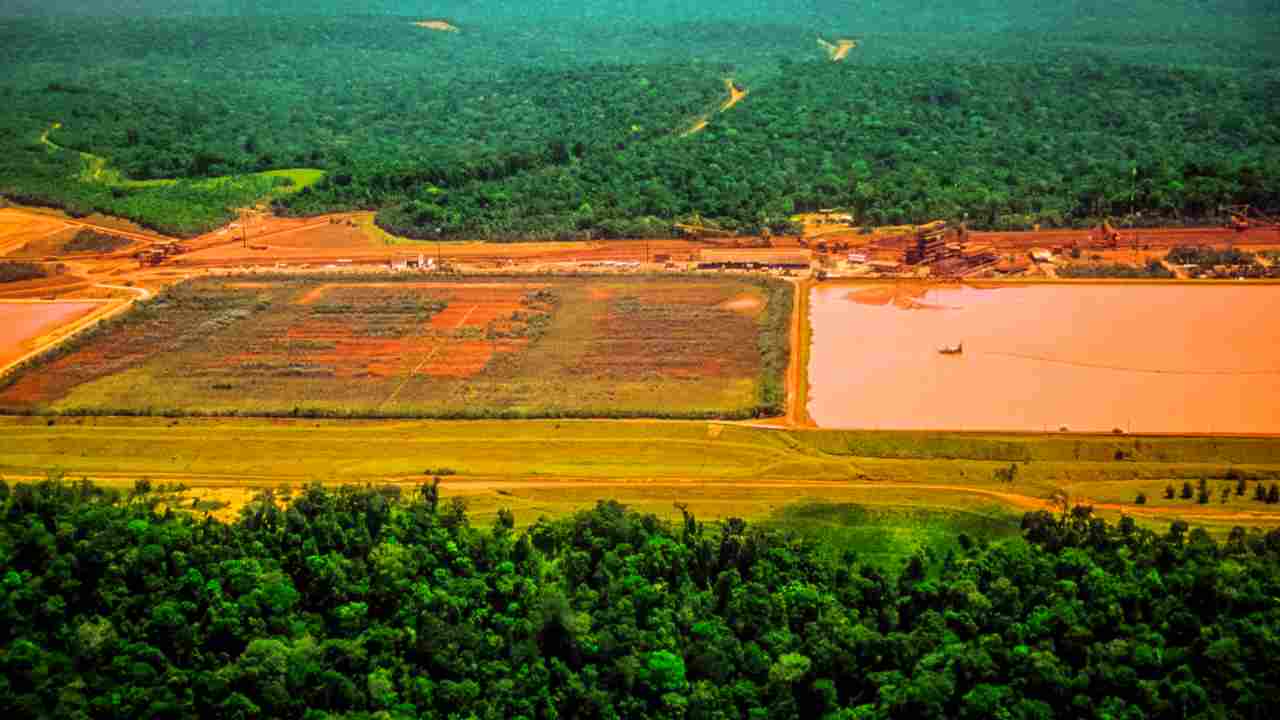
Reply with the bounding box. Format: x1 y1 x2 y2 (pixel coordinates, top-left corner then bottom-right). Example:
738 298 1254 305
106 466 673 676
43 123 325 196
0 274 788 419
763 502 1025 570
1 416 1277 541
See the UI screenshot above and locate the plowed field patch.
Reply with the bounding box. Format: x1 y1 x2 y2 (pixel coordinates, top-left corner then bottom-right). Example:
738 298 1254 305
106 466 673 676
0 276 786 418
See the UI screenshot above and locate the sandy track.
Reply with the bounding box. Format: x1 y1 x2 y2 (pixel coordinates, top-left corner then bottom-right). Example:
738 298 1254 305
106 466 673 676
682 79 748 136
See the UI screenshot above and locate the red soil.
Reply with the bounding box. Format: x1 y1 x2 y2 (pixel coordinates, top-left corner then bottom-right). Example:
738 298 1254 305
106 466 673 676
0 320 155 404
174 221 704 268
0 275 92 300
231 284 535 381
581 284 760 380
858 226 1280 252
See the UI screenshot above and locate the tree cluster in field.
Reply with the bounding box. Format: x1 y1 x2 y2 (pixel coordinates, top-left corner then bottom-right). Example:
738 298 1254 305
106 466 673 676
61 229 131 254
1154 475 1280 506
1166 246 1258 268
0 115 284 238
1057 260 1174 279
3 477 1280 719
0 261 47 284
1 12 1278 241
1164 246 1280 279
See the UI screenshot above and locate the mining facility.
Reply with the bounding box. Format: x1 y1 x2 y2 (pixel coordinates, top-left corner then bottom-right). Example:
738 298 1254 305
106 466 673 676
899 221 997 276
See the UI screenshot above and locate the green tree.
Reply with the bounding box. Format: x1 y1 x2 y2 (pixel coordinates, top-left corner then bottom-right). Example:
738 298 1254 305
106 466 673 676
644 651 687 694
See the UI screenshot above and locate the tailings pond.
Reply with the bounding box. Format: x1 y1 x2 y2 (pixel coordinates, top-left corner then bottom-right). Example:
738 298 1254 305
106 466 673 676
807 283 1280 433
0 301 101 368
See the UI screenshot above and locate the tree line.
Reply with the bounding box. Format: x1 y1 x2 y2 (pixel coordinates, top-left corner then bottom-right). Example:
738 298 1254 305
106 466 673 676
0 13 1277 240
2 477 1280 718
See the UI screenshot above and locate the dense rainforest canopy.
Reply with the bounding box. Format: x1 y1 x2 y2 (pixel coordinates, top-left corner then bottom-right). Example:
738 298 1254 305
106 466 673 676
0 1 1277 238
2 478 1280 719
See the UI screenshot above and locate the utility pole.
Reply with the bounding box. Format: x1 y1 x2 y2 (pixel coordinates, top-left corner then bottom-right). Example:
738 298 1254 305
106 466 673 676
1130 165 1137 216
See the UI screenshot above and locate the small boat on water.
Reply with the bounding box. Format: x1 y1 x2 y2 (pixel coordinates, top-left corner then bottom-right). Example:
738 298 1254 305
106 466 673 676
938 342 963 355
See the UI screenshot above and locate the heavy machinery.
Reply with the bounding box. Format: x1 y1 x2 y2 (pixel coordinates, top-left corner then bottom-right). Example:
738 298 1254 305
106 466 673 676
1093 220 1122 249
811 239 851 254
135 249 165 266
134 241 188 267
1224 205 1280 232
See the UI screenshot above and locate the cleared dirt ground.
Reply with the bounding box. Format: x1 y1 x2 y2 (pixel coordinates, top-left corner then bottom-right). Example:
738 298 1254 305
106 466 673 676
175 212 707 268
0 210 75 257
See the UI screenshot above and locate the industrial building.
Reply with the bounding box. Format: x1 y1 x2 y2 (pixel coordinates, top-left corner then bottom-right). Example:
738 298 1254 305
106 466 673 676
902 221 997 276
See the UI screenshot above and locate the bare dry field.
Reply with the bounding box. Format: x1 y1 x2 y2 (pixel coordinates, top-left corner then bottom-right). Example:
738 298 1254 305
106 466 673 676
0 210 77 257
173 213 706 268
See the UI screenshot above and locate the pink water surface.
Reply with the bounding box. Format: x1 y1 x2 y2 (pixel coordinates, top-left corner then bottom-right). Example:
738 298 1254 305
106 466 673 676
807 284 1280 433
0 302 100 366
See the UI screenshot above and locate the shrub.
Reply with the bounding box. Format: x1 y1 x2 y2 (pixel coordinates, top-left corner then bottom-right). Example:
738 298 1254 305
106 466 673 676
0 261 46 283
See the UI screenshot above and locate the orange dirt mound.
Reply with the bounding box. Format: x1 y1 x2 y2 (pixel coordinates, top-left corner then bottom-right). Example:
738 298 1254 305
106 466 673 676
846 284 958 310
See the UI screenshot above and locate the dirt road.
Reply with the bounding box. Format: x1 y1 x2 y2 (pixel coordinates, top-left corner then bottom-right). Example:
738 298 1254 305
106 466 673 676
973 226 1280 250
720 79 748 112
682 78 748 136
785 277 813 427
